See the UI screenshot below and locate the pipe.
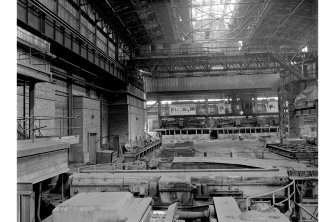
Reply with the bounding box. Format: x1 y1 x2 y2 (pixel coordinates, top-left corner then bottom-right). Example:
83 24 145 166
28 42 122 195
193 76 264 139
37 182 42 222
176 210 209 219
196 184 202 196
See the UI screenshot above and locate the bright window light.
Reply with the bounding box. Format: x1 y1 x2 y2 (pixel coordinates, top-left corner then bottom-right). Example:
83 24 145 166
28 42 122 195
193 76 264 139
301 46 308 52
146 101 156 105
238 41 243 50
191 0 237 41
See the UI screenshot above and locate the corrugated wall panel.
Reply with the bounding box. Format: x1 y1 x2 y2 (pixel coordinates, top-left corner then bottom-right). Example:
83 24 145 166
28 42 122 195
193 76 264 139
145 74 280 92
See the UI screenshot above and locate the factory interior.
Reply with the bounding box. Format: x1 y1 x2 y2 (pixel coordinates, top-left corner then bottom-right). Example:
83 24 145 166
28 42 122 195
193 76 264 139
5 0 333 221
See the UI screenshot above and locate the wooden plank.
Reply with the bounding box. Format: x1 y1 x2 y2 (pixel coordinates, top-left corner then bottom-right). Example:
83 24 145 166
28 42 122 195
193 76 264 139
164 203 178 222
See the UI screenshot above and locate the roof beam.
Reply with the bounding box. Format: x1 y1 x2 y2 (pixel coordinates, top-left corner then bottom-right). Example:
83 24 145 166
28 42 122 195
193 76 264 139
265 0 306 44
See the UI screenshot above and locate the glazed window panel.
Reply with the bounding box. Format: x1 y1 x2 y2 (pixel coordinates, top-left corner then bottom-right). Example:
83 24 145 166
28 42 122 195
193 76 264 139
39 0 57 12
58 0 78 30
80 15 94 43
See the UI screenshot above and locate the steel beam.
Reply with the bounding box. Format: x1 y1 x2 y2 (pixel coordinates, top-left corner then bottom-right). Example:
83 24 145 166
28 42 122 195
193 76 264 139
264 0 306 44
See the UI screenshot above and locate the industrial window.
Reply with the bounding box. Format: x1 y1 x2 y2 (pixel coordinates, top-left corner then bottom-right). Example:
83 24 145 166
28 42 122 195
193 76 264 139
80 15 95 43
188 129 196 135
161 131 166 135
169 130 175 135
302 46 308 52
256 128 261 133
182 130 187 135
203 129 209 134
197 129 202 134
96 29 107 52
175 130 180 135
218 130 223 134
240 129 245 134
58 0 78 30
39 0 57 12
205 30 210 39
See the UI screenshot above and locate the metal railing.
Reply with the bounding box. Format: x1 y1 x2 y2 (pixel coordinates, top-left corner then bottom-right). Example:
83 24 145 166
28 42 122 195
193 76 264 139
295 202 318 222
295 183 318 222
17 49 51 72
17 27 50 53
245 180 296 211
17 27 52 76
17 116 80 141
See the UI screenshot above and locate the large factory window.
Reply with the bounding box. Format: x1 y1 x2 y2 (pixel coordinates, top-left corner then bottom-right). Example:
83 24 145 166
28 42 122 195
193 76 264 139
210 130 218 139
189 130 196 135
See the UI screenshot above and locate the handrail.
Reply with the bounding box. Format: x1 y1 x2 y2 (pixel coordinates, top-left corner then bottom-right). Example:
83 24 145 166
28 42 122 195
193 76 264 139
17 27 50 53
295 202 318 221
17 115 80 141
294 184 318 221
245 180 295 210
17 115 79 120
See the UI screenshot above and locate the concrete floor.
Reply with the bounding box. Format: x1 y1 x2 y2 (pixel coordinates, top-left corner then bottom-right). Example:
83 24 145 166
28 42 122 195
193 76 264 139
191 139 317 171
69 139 316 172
193 139 291 160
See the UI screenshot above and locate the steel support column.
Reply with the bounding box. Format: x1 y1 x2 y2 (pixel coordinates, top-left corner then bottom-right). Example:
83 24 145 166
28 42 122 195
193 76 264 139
158 98 161 128
100 93 103 147
29 82 35 140
67 79 73 135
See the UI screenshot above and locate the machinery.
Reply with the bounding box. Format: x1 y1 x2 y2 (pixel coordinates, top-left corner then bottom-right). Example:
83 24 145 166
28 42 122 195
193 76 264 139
161 116 278 129
70 157 317 219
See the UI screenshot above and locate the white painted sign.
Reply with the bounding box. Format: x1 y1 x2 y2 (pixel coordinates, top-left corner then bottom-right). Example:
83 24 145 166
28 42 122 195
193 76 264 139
217 103 231 114
266 100 279 113
169 104 196 115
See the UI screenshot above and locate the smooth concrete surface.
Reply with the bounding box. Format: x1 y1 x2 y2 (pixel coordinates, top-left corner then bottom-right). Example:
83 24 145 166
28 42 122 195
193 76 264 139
18 148 69 183
214 197 241 222
17 139 70 157
171 156 314 171
194 140 283 159
53 192 152 222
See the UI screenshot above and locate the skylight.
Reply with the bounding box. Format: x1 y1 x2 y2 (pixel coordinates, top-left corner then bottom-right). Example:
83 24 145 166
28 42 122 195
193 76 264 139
191 0 237 42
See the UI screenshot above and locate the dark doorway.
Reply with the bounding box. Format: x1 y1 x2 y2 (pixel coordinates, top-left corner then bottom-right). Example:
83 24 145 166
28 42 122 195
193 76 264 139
88 133 97 164
210 130 218 139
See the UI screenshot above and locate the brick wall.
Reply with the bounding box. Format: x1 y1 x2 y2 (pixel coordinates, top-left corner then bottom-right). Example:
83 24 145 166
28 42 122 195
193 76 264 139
108 104 129 145
34 82 56 136
128 105 145 145
17 85 29 118
72 96 100 163
101 102 109 144
17 82 56 136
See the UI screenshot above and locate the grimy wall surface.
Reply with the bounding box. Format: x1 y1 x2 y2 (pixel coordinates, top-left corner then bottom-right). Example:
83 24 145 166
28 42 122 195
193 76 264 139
17 0 147 164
